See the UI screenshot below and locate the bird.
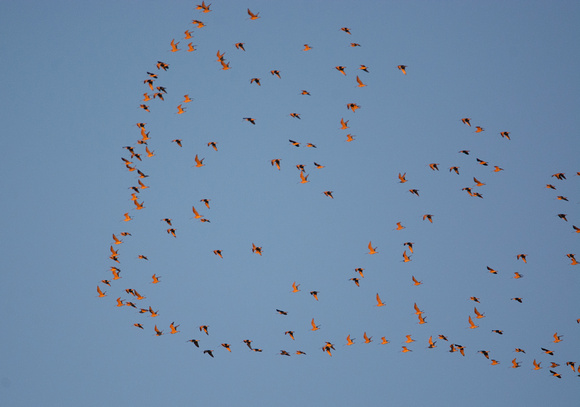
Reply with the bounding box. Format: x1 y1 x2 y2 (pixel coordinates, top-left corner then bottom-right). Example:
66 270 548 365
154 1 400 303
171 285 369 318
192 205 203 219
187 43 196 52
301 90 311 95
479 350 490 359
306 143 316 148
403 242 414 253
290 113 301 119
252 243 262 255
350 42 361 47
413 303 423 315
140 104 150 112
170 38 181 52
558 214 568 221
112 234 122 245
299 172 309 184
341 27 351 34
296 350 306 355
511 297 523 303
429 163 439 171
203 350 214 358
191 20 205 28
347 103 360 112
346 134 355 142
310 291 319 301
346 335 355 346
476 158 488 166
271 159 281 170
340 118 349 129
270 70 281 78
552 173 566 180
154 325 163 336
335 66 346 75
395 222 405 231
475 126 484 133
172 139 183 147
350 277 360 287
314 162 324 169
167 228 176 238
169 322 180 334
376 293 385 307
285 331 295 340
549 370 562 379
199 325 209 335
243 117 256 125
473 177 485 187
200 199 211 209
177 104 186 114
409 189 420 196
213 250 222 258
461 118 471 126
553 332 563 343
423 214 433 222
513 272 523 279
405 335 415 343
402 251 411 263
474 307 485 319
516 254 527 263
250 78 261 86
276 309 287 315
151 274 160 284
493 166 504 172
221 343 231 352
188 338 200 347
138 255 148 261
311 318 320 331
247 8 260 19
368 241 378 254
450 166 460 175
208 141 218 151
470 296 480 303
303 44 312 51
541 348 554 356
356 75 366 87
194 154 205 167
243 340 253 350
355 268 364 277
235 42 245 51
532 359 542 370
411 276 422 286
401 346 412 353
492 330 503 335
291 282 300 293
398 173 407 183
97 286 106 297
428 337 437 349
323 191 333 199
397 65 407 74
500 131 511 140
468 315 479 329
196 1 211 12
487 266 498 274
363 332 373 343
156 61 169 71
289 139 300 147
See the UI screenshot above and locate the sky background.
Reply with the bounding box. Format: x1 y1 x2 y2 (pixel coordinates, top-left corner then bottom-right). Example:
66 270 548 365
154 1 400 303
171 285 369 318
1 1 579 405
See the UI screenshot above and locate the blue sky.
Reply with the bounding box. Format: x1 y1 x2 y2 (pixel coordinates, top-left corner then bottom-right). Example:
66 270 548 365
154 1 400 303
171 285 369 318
1 1 579 405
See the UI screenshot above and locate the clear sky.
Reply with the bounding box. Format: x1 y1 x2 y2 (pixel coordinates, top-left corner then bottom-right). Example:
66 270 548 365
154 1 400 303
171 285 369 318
1 1 579 406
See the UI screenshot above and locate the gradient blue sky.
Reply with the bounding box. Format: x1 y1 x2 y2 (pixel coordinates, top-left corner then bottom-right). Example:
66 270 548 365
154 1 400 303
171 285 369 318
1 1 579 406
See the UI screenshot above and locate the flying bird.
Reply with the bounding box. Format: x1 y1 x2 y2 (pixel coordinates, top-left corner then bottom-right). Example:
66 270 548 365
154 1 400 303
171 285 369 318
397 65 407 75
368 241 378 255
247 8 260 20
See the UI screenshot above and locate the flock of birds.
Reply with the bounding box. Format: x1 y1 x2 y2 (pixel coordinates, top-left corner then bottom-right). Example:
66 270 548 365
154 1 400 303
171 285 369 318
98 3 579 379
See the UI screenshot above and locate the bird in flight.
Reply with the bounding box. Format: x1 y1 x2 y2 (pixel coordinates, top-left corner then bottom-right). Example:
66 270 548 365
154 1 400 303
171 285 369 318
291 282 300 293
397 65 407 75
243 117 256 125
368 241 378 255
311 318 320 331
341 27 351 34
411 276 422 286
194 154 205 167
335 66 346 75
468 315 479 329
303 44 312 51
252 243 262 256
247 8 260 20
363 332 373 343
376 293 385 307
310 291 319 301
